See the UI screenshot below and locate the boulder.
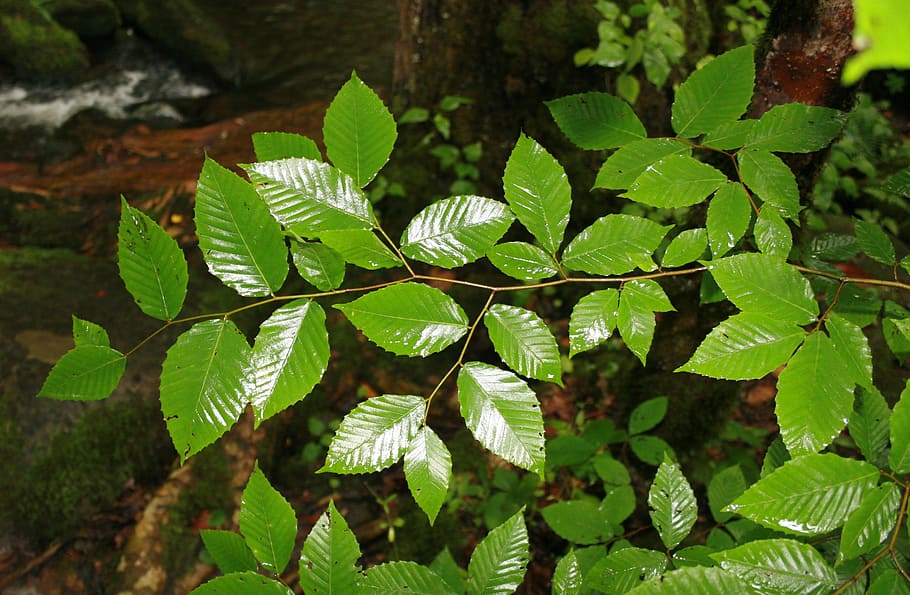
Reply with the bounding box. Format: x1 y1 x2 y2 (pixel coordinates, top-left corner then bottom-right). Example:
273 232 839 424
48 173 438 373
0 0 90 80
44 0 122 38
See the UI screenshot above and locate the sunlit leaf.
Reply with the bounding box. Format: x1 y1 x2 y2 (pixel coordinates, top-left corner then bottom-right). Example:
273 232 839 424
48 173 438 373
200 530 258 575
195 157 288 296
484 304 562 385
842 0 910 84
839 482 900 562
746 103 846 153
72 316 109 347
248 300 330 426
160 319 251 462
335 283 468 357
118 196 188 320
323 71 396 187
503 134 571 252
400 196 514 268
671 45 755 138
622 154 726 208
709 253 817 324
711 539 838 594
826 314 873 389
290 241 345 291
727 453 879 536
252 131 322 162
317 229 402 270
299 501 361 595
595 138 690 190
404 426 452 525
562 214 670 276
737 149 800 220
776 332 855 455
38 345 126 401
678 312 805 380
707 182 752 258
661 229 708 267
618 279 674 366
754 208 791 258
487 242 558 281
239 465 297 574
585 547 667 594
648 457 697 549
358 561 454 594
191 572 292 595
430 548 466 594
320 394 424 474
630 565 753 594
457 362 545 476
889 380 910 473
546 92 646 150
569 289 619 357
466 508 529 595
552 549 582 595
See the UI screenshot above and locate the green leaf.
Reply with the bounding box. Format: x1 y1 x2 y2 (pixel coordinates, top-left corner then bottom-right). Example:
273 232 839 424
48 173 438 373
299 501 361 595
889 381 910 473
776 332 855 455
358 561 454 594
317 229 402 270
854 218 896 266
404 426 451 525
562 214 670 276
702 119 757 150
618 279 675 366
323 71 396 187
239 465 297 574
671 45 755 138
547 436 598 467
569 289 619 357
711 539 838 594
761 437 791 478
290 241 345 291
628 396 668 435
602 485 636 524
457 362 545 476
707 182 752 258
196 157 289 297
484 304 562 385
200 529 258 574
623 154 727 208
851 385 891 468
839 482 901 562
245 157 373 235
118 196 188 320
707 465 747 523
72 315 108 347
502 134 571 252
807 233 860 261
248 300 330 426
593 453 631 485
466 508 529 595
630 435 674 466
542 501 610 544
252 131 322 162
594 138 690 190
737 149 800 220
826 314 873 389
585 547 667 594
552 549 582 595
320 394 424 474
487 242 558 281
630 564 753 594
160 319 251 462
709 253 818 324
335 283 468 357
400 196 514 268
546 92 646 150
191 572 293 595
868 569 910 595
882 165 910 197
648 458 697 549
661 229 707 267
727 453 879 535
38 345 126 401
754 208 791 258
430 548 466 594
679 312 804 380
842 0 910 84
746 103 846 153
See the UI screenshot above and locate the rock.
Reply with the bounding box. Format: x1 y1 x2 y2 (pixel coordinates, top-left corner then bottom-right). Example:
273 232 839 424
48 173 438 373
44 0 122 38
0 0 90 80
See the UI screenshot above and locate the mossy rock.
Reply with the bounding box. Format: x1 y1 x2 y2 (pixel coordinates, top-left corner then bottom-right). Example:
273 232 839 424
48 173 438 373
44 0 121 38
0 0 90 79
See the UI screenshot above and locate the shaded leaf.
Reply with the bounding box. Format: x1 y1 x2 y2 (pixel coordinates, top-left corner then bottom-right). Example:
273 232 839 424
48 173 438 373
826 313 873 389
239 465 297 574
889 381 910 473
335 283 468 357
542 501 609 545
430 548 466 595
746 103 846 153
850 385 891 468
252 131 321 162
562 214 670 276
760 436 791 478
457 362 545 476
618 279 674 366
552 549 582 595
191 572 292 595
648 458 697 549
38 345 125 401
854 218 896 266
466 508 529 594
487 242 558 281
195 157 288 296
290 241 345 291
503 134 571 252
404 426 452 525
200 529 258 574
400 196 514 268
569 289 619 357
711 539 837 594
118 196 188 320
317 229 401 270
594 138 689 190
299 501 361 595
839 482 901 562
727 453 879 535
707 465 747 523
707 182 752 258
737 149 800 220
248 299 330 426
546 92 646 150
321 394 424 474
628 396 668 435
484 304 562 385
585 547 667 594
358 561 454 594
661 229 707 267
622 154 726 208
323 71 396 187
160 319 251 462
630 435 674 466
702 119 757 150
630 564 753 594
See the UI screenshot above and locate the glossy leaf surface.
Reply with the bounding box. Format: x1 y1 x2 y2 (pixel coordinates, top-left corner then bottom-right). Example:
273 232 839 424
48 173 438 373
252 131 321 162
38 345 125 401
552 549 582 595
404 426 451 525
709 254 818 324
746 103 846 153
595 138 689 190
466 509 529 595
290 241 345 291
661 228 707 267
838 482 900 562
618 279 674 366
562 214 670 276
299 501 361 595
707 182 752 257
335 283 468 357
754 208 791 258
711 539 838 594
486 242 558 281
72 316 108 347
586 547 666 594
239 465 296 574
628 566 753 595
737 149 800 220
569 289 619 357
826 314 873 389
317 229 402 269
358 561 454 594
484 304 562 385
622 154 726 208
648 458 697 549
192 572 292 595
546 92 646 150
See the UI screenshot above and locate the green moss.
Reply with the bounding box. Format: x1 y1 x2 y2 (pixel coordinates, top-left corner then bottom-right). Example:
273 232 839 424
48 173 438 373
0 0 89 78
